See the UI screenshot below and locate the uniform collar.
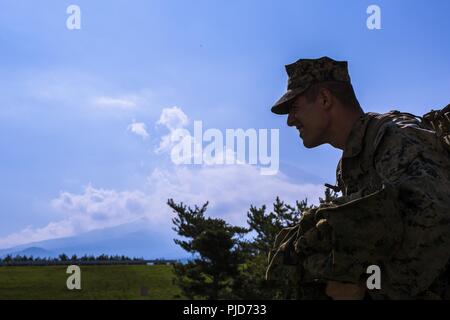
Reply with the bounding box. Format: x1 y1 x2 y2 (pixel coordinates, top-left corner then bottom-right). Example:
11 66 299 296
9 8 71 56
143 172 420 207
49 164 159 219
342 113 372 159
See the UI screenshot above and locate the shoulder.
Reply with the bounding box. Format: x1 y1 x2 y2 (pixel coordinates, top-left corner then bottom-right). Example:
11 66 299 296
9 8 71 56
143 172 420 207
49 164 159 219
374 118 441 156
362 110 445 159
368 112 448 182
364 111 423 152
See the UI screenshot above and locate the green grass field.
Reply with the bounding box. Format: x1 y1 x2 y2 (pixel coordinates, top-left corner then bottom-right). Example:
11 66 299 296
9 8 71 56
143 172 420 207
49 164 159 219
0 265 185 300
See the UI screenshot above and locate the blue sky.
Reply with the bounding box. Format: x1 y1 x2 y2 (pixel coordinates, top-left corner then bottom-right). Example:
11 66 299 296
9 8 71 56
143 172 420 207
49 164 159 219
0 0 449 250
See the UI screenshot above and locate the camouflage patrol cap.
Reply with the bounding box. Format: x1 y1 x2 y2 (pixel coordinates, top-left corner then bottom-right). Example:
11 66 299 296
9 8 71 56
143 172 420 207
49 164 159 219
271 56 351 115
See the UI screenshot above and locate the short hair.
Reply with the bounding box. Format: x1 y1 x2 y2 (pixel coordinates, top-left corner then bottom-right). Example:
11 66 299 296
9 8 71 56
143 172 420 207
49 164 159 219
304 81 363 112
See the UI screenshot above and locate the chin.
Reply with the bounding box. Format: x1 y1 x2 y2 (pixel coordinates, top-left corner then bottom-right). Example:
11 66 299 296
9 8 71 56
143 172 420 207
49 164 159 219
302 139 320 149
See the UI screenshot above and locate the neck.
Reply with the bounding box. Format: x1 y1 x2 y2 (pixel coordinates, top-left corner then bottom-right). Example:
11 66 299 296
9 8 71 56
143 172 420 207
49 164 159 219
328 109 363 150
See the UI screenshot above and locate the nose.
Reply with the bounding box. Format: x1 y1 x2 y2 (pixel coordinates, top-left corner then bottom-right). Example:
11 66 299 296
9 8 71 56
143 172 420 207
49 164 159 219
287 111 295 127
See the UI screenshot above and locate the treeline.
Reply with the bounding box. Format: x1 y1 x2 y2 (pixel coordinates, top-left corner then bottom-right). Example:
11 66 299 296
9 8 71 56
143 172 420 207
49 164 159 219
0 254 174 266
168 188 336 300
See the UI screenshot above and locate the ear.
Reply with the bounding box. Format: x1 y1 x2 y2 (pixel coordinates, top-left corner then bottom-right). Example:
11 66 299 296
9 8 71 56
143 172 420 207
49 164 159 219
318 87 333 110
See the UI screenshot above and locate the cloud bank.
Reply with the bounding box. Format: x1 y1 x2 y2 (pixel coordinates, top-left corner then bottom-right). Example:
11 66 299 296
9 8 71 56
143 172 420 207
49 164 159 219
0 106 324 249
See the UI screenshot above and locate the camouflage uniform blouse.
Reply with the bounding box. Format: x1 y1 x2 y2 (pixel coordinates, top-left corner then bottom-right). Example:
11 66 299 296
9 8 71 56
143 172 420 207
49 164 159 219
303 112 450 299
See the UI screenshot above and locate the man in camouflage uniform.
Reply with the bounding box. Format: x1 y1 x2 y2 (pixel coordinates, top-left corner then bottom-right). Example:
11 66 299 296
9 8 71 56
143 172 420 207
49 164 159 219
268 56 450 299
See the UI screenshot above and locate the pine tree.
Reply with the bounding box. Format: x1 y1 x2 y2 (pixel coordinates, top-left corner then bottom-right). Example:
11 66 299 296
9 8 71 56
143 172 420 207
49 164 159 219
168 199 249 300
232 197 311 299
246 197 309 256
58 253 68 261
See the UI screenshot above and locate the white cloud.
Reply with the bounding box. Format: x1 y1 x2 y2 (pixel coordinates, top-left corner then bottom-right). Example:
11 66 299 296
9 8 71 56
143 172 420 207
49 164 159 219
155 106 191 154
156 106 189 131
127 121 149 139
0 185 153 249
0 165 324 249
51 185 151 227
154 107 265 170
92 96 138 109
146 165 324 226
0 106 321 249
22 70 151 113
0 221 75 250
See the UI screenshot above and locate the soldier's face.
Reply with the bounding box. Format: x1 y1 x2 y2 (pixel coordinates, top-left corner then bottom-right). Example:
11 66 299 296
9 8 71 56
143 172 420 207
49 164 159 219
287 94 330 148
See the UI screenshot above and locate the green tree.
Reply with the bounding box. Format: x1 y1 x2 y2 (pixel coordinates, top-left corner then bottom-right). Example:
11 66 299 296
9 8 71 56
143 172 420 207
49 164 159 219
231 197 310 299
169 187 336 300
246 197 308 255
58 253 68 261
168 199 249 300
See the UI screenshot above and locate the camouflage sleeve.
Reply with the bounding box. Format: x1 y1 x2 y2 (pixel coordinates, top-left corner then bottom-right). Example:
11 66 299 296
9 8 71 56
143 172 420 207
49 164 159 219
299 184 403 284
372 123 450 298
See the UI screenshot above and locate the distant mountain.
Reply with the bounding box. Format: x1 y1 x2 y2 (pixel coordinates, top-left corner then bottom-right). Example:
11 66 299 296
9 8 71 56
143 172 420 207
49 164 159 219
0 220 188 260
1 247 55 258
